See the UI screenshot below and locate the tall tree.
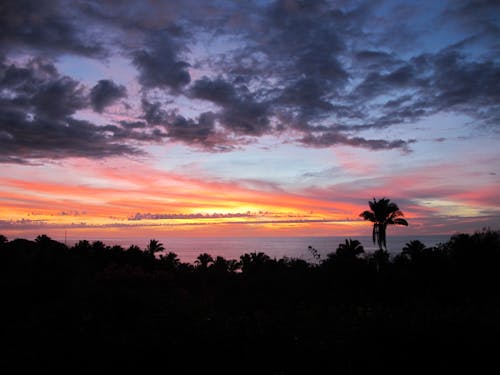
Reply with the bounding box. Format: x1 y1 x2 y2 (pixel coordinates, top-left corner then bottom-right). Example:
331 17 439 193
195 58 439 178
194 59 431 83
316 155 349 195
360 197 408 250
146 239 164 255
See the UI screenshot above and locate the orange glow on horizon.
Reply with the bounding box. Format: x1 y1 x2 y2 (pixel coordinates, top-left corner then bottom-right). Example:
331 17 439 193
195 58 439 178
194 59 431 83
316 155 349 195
1 157 494 240
0 159 369 239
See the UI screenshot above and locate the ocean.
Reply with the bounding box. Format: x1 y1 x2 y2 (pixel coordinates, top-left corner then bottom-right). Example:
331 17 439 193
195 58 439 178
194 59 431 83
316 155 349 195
70 235 452 264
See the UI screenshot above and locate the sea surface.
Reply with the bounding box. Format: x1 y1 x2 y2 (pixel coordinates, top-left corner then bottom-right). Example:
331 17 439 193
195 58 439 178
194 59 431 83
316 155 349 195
69 235 452 264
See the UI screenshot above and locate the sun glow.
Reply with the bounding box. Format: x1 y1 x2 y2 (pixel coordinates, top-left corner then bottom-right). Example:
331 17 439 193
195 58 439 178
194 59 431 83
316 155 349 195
0 157 367 239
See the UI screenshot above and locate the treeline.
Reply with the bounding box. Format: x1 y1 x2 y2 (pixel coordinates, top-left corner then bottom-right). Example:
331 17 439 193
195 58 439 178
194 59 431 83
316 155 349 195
1 230 499 374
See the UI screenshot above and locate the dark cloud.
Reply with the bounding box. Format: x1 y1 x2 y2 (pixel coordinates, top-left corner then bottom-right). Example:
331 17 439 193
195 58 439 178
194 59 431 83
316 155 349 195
259 0 350 122
101 123 165 142
354 50 400 69
140 98 232 151
0 58 158 163
141 98 168 125
0 111 141 163
164 112 233 151
0 57 87 120
220 101 271 136
1 0 498 156
353 63 424 101
120 121 148 129
300 131 415 152
341 47 500 134
442 0 500 38
431 50 500 114
90 80 127 113
133 32 190 90
0 0 104 56
190 77 272 136
190 77 237 106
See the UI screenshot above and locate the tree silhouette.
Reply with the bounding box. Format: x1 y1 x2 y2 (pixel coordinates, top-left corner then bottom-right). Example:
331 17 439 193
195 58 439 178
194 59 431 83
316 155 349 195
371 248 390 272
239 252 271 274
91 240 107 251
127 244 142 252
360 197 408 250
35 234 53 248
146 239 164 255
160 252 181 270
211 256 239 273
402 240 426 262
336 238 364 259
195 253 214 269
74 240 91 251
307 245 321 262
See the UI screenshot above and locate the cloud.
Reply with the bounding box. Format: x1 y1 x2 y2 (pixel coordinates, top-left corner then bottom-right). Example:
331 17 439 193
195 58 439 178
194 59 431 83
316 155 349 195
178 1 414 151
0 0 104 56
0 58 150 163
90 79 127 113
2 0 499 156
129 212 256 221
0 57 88 120
300 131 415 151
190 77 272 136
0 113 142 163
132 31 190 90
190 77 237 106
431 51 500 117
163 112 230 150
140 98 233 151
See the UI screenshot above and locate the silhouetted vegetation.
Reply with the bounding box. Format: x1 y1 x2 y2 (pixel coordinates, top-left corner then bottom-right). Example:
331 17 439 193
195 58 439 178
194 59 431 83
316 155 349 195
1 229 499 373
360 197 409 250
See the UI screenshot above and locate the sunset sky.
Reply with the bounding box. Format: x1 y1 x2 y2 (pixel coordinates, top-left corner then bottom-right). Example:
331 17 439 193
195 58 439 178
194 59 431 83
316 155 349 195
1 0 499 242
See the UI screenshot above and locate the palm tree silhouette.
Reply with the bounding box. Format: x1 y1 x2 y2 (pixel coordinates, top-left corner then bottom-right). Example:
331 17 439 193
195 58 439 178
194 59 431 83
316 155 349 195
212 256 240 273
160 252 181 270
360 197 408 250
195 253 214 269
336 238 365 259
146 239 164 255
402 240 426 257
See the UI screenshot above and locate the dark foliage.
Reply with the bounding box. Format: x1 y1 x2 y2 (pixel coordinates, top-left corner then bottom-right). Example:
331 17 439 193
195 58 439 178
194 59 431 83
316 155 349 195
1 230 499 373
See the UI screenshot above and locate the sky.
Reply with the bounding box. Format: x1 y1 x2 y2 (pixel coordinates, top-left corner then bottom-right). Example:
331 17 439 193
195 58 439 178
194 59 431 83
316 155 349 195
0 0 499 242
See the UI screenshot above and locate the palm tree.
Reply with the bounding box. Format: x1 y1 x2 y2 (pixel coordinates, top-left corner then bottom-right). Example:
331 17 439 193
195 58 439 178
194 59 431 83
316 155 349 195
35 234 53 247
195 253 214 269
160 252 181 270
336 238 364 259
402 240 426 261
146 239 164 255
239 252 271 273
360 197 408 250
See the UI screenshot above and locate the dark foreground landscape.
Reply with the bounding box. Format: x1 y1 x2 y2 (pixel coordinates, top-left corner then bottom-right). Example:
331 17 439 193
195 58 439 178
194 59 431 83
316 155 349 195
1 230 499 374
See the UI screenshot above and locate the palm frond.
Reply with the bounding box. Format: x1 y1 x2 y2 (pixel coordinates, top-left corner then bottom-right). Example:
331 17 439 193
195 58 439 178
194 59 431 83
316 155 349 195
360 210 376 222
393 218 408 226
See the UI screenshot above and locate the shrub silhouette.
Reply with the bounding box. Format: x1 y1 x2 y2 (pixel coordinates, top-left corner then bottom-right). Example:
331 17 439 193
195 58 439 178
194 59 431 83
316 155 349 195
1 229 499 373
